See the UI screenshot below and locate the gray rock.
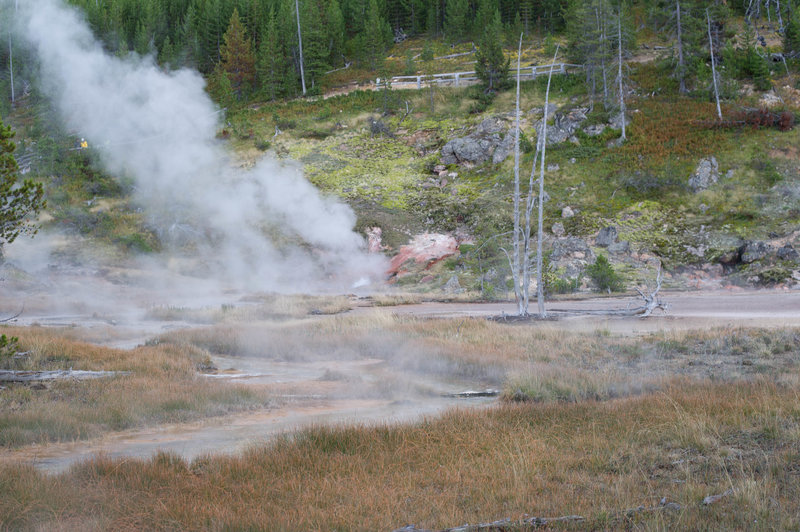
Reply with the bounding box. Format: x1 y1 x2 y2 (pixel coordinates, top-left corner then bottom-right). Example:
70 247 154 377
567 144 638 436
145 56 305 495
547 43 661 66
777 244 799 262
440 137 492 165
551 237 594 262
596 226 619 247
535 107 589 145
551 222 565 237
609 111 627 130
440 116 517 166
443 275 463 294
561 206 575 218
741 240 770 263
607 240 630 254
547 163 560 172
688 156 720 192
583 124 606 137
491 133 515 164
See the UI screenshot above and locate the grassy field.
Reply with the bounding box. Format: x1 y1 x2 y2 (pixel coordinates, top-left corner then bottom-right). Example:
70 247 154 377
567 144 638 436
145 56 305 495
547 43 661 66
1 308 799 530
2 380 799 530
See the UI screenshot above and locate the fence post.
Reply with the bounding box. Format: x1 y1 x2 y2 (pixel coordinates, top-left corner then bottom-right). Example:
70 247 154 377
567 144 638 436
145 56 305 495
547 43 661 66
417 76 421 89
455 73 460 87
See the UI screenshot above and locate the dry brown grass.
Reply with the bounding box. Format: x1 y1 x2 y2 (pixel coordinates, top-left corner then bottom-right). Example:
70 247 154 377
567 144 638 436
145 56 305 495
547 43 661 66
2 380 799 530
0 327 271 447
145 293 353 323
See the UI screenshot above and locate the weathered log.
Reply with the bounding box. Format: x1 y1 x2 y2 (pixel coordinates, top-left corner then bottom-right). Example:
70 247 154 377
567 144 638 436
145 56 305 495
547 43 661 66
393 514 586 532
443 389 500 398
0 369 129 383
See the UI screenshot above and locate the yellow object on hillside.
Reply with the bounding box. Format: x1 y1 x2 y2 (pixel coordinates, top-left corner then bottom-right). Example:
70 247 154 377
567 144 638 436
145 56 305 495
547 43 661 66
79 138 88 149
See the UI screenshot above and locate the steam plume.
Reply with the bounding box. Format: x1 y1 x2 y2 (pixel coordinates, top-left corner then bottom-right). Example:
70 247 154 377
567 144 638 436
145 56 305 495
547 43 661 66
8 0 384 292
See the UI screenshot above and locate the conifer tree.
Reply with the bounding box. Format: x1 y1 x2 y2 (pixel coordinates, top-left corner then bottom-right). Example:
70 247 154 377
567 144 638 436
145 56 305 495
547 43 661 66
475 9 509 92
445 0 469 42
784 9 800 58
364 0 387 70
257 8 284 101
0 120 45 252
326 0 346 67
220 8 255 98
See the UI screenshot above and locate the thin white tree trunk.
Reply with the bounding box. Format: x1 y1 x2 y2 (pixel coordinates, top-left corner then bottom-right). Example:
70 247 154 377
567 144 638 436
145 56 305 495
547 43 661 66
617 11 626 140
707 8 722 120
295 0 306 95
536 45 559 318
676 0 686 94
512 34 524 315
8 32 13 104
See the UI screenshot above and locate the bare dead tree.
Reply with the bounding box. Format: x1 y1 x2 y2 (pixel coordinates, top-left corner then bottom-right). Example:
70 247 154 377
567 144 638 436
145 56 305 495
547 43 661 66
506 38 558 317
534 48 559 318
295 0 306 95
510 34 524 315
616 9 626 140
675 0 687 94
707 8 722 120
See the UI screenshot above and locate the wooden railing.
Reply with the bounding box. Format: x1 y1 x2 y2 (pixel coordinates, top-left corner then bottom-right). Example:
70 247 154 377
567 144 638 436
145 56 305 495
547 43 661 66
376 63 583 89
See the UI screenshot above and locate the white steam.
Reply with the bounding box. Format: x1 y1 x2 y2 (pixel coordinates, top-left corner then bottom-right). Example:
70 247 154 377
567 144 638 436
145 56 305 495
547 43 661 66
9 0 385 292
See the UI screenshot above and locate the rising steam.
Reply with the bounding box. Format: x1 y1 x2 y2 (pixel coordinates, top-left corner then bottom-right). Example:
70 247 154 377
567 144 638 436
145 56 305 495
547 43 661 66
7 0 385 293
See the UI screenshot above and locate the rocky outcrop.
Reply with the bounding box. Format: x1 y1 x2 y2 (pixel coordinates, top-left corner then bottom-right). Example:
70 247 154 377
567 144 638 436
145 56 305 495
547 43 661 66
740 240 770 263
596 226 618 247
688 157 720 192
440 116 514 166
535 107 588 145
388 233 462 278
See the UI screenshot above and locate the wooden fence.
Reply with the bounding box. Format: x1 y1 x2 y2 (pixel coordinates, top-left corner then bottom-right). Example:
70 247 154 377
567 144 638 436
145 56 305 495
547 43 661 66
376 63 583 89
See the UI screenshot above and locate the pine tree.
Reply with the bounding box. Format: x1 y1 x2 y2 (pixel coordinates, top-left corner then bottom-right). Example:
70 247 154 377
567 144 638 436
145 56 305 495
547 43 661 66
257 8 285 100
326 0 346 67
445 0 469 43
475 9 509 92
0 120 45 252
364 0 387 70
302 0 330 91
220 8 256 99
784 9 800 58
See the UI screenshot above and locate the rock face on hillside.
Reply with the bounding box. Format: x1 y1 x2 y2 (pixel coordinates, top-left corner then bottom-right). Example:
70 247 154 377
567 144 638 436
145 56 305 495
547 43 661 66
689 157 720 192
387 233 462 278
440 116 514 166
535 107 588 145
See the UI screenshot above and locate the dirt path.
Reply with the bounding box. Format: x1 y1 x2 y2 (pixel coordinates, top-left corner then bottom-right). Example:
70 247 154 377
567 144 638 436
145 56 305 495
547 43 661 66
373 289 800 334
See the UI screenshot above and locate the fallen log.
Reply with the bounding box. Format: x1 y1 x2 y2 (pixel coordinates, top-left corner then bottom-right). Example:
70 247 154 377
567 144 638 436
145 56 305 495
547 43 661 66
0 369 130 383
393 514 585 532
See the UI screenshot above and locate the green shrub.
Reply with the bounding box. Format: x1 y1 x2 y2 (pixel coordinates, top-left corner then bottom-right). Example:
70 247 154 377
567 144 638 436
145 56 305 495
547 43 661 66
586 255 623 293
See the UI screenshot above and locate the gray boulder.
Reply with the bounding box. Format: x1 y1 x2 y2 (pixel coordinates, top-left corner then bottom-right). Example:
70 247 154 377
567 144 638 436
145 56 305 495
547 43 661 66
536 107 588 145
440 116 516 166
777 244 799 262
741 241 770 263
440 137 493 165
688 157 720 192
596 226 619 247
443 275 463 294
551 237 594 262
608 240 630 254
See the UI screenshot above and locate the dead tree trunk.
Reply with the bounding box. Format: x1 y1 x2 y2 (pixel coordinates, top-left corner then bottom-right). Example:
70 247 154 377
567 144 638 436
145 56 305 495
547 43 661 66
707 8 722 120
617 10 626 140
295 0 306 95
675 0 687 94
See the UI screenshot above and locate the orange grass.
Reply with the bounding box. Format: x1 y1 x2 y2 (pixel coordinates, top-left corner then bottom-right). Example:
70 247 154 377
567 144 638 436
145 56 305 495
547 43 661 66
2 380 799 530
0 327 271 447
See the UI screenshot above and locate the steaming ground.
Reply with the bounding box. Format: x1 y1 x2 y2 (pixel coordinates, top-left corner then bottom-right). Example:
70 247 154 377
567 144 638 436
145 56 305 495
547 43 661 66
7 0 385 295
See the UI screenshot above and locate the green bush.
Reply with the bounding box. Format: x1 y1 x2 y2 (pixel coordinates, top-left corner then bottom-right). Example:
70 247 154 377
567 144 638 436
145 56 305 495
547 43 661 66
586 255 623 293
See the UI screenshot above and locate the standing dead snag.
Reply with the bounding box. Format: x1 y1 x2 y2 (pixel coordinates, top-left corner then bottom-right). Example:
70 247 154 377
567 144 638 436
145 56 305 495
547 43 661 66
507 36 558 317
